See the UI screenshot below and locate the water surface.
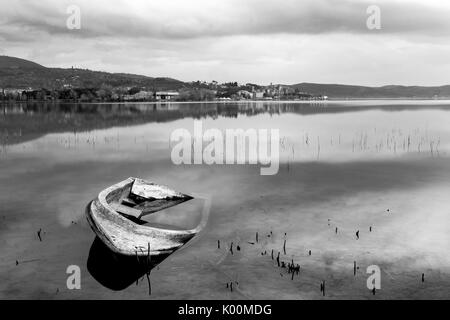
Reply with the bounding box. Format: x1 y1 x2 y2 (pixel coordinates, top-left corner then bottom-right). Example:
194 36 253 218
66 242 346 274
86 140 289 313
1 101 449 299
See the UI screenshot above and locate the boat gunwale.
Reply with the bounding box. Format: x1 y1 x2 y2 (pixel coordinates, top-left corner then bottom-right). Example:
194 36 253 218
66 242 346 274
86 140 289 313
97 177 204 235
86 177 210 256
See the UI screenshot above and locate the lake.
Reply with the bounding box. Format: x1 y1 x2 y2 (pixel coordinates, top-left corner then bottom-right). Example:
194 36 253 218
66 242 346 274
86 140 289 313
1 100 450 299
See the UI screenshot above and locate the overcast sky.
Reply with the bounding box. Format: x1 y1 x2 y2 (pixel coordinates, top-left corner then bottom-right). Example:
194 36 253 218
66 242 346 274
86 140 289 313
1 0 450 86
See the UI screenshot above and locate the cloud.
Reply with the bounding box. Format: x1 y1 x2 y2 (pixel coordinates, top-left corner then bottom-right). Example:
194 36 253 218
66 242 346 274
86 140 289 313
1 0 450 41
1 0 450 86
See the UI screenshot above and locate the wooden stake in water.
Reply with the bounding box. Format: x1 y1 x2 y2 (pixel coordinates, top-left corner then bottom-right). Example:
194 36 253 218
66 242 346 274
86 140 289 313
147 242 151 267
135 250 139 286
320 281 326 296
146 242 152 295
146 272 151 295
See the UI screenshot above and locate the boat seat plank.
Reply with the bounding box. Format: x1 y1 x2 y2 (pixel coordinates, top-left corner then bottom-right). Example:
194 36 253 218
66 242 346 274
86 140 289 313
121 197 137 206
134 198 187 216
110 203 142 218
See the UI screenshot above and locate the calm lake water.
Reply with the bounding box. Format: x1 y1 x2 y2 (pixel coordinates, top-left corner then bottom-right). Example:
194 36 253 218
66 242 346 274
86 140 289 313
1 100 450 299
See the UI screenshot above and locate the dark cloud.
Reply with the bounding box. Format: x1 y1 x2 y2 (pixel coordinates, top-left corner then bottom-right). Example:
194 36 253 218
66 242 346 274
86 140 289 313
1 0 450 86
1 0 449 41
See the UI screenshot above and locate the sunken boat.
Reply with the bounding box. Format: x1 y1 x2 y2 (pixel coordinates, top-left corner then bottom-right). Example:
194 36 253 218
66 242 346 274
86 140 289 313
86 177 201 257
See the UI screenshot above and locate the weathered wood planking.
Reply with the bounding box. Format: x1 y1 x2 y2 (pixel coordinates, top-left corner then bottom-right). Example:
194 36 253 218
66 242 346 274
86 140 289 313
86 177 200 257
131 178 190 200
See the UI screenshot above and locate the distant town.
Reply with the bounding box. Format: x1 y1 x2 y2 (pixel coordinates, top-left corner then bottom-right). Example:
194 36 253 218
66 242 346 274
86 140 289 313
2 56 450 102
0 81 328 103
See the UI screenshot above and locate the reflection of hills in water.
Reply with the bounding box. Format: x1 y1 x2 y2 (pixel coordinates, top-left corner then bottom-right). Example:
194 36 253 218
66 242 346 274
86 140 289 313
2 101 450 145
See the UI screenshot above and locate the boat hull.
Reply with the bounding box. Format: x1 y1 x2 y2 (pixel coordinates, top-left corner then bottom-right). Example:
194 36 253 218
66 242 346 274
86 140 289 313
86 178 198 256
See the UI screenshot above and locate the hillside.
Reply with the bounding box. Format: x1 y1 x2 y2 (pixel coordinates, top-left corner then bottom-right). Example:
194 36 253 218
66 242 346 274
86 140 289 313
0 56 46 70
290 82 450 99
0 56 186 90
2 56 450 98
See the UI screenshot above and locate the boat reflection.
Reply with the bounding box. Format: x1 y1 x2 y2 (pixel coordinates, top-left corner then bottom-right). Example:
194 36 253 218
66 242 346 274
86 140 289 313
87 236 171 291
86 194 210 292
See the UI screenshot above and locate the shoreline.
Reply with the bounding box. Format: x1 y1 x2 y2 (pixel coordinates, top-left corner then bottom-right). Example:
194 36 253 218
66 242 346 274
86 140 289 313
3 98 450 106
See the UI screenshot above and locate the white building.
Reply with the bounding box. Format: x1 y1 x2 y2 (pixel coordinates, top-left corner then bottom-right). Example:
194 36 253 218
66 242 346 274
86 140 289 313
253 91 264 99
155 91 180 100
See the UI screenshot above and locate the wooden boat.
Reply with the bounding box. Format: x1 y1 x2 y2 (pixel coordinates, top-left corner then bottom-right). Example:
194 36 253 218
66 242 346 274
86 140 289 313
86 177 204 257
